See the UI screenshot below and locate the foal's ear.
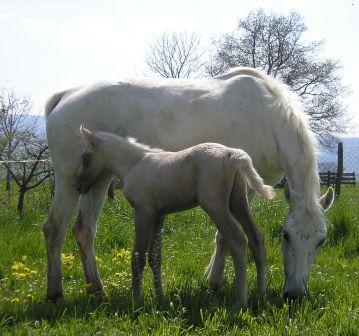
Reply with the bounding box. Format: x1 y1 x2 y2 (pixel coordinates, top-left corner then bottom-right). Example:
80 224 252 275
319 187 334 212
80 125 98 147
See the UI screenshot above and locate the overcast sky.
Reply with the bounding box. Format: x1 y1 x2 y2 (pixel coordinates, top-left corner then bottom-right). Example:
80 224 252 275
0 0 358 135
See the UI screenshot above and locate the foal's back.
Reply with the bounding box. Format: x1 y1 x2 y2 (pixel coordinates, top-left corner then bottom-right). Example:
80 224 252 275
123 143 241 213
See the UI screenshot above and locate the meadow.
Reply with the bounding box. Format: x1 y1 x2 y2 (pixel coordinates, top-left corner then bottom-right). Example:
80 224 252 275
0 185 358 335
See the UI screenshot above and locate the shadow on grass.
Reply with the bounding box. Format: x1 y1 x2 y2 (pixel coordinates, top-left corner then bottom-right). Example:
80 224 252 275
1 284 293 330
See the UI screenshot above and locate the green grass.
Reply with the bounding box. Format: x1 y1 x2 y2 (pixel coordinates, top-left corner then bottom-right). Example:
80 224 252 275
0 186 358 335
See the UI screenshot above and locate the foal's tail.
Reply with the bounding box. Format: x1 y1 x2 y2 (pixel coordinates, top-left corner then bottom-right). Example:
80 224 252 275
232 151 275 199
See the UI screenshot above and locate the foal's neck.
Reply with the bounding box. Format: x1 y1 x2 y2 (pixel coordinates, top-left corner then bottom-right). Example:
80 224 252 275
103 135 151 180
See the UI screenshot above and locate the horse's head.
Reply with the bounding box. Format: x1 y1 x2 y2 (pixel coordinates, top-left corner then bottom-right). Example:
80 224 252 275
75 125 107 194
282 183 334 302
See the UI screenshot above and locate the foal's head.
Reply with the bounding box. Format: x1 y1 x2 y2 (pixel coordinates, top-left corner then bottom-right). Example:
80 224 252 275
75 125 108 194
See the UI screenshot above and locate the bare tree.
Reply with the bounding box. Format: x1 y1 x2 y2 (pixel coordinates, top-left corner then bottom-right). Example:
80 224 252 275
145 31 205 78
208 10 349 147
0 88 36 190
0 88 52 215
2 132 52 215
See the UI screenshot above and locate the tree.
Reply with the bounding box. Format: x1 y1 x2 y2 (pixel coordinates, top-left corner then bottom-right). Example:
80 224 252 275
0 88 36 190
0 88 52 215
145 31 205 78
208 10 348 147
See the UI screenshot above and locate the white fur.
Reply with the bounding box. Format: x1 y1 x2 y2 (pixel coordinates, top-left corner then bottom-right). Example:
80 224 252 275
43 67 333 303
75 128 274 308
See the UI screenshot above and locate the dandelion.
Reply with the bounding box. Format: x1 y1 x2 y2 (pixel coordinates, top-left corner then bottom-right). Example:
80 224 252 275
26 294 35 301
18 273 27 279
11 297 20 304
62 253 75 265
29 270 37 276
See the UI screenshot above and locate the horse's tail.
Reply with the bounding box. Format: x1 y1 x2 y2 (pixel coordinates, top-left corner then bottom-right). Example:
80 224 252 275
231 151 275 199
44 90 69 119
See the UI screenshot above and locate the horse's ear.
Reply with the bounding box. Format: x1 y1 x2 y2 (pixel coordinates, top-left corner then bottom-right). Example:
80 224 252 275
284 182 291 204
80 125 98 147
319 187 334 212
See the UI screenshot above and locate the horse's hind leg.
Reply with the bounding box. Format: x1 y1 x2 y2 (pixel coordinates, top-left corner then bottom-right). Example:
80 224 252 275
204 231 228 289
148 215 165 299
230 175 266 296
72 173 112 296
43 180 79 302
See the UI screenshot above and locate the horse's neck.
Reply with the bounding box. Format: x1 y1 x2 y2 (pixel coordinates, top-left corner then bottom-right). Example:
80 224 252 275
279 133 320 202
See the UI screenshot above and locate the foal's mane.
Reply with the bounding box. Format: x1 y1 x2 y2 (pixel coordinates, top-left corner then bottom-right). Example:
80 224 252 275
123 136 164 153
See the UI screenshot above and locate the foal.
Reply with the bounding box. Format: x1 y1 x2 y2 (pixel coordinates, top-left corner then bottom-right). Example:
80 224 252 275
75 125 275 309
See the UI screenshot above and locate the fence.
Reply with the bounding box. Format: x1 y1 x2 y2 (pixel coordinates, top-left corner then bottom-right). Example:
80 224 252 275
318 141 359 196
1 140 359 215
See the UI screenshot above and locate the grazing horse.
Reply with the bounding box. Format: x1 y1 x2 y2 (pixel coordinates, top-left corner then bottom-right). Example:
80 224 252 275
75 125 275 309
44 67 334 303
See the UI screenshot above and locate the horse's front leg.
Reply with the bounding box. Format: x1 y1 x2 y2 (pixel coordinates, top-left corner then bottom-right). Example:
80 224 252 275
131 207 156 305
43 181 79 302
148 215 165 300
72 174 112 296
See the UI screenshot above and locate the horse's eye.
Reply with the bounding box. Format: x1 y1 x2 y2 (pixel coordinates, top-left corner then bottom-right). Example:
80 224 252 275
318 238 325 247
283 232 290 242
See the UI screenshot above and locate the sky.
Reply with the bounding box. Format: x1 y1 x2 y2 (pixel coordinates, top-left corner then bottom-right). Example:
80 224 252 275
0 0 358 135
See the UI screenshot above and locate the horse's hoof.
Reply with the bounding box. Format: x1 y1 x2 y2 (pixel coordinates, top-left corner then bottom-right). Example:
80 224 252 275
46 293 65 305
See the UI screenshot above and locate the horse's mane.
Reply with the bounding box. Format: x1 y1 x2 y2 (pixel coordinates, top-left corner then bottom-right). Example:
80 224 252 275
218 67 321 212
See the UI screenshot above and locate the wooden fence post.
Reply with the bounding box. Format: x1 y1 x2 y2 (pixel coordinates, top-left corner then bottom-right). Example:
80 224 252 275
335 142 343 196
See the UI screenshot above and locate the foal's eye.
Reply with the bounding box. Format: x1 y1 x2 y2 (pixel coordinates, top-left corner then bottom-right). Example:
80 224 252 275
283 232 290 242
82 154 91 165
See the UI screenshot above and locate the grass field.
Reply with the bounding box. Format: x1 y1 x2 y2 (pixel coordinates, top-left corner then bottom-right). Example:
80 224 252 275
0 186 358 335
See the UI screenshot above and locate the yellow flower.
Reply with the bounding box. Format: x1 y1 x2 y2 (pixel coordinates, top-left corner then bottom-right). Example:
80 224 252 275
11 264 20 271
11 297 20 303
26 294 35 301
11 272 19 277
18 273 27 279
29 270 37 276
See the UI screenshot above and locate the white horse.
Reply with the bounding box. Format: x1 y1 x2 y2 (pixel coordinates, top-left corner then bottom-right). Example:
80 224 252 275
44 67 334 303
75 126 275 308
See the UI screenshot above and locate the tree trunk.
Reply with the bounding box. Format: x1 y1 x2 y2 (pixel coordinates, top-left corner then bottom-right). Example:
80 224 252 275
17 188 26 216
6 170 11 191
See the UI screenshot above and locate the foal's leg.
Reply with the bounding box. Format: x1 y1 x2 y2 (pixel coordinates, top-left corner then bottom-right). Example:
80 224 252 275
72 173 112 296
148 215 165 299
132 208 156 304
203 205 248 309
43 180 79 302
205 191 255 289
230 177 266 296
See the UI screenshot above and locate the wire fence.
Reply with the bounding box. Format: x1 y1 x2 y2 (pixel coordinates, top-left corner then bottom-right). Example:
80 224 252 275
0 160 54 216
1 141 358 215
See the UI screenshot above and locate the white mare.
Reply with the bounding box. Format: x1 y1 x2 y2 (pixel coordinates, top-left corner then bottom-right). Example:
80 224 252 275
75 126 275 308
44 67 334 303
